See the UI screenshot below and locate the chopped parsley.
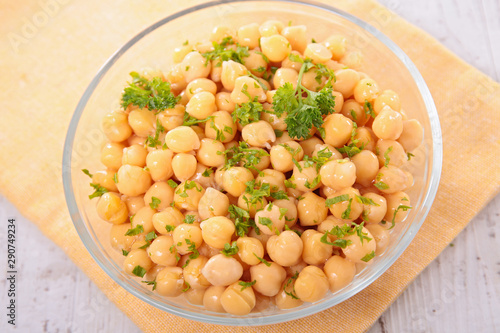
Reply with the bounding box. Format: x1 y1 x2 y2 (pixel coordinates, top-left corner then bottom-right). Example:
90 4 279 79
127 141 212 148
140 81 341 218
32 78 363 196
383 146 393 167
167 179 178 188
341 198 353 219
183 113 214 126
132 265 147 278
122 249 129 256
202 168 214 177
355 195 380 206
228 204 257 237
283 272 299 299
221 141 269 171
239 280 256 291
149 196 161 209
361 251 376 262
221 241 239 256
145 120 165 148
201 37 249 66
184 215 196 224
232 100 263 126
325 194 350 207
124 224 144 236
253 253 271 267
88 183 108 199
407 152 415 160
141 279 157 290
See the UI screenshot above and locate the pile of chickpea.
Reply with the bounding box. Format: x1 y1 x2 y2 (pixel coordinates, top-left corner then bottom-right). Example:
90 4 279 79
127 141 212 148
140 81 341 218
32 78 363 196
91 20 424 316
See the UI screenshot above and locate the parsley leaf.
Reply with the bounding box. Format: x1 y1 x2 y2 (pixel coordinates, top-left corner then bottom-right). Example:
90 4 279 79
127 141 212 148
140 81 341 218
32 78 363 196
221 241 239 256
141 279 157 291
355 195 380 206
228 205 257 237
325 194 350 207
253 253 271 267
383 146 393 167
361 250 375 262
124 225 144 236
202 37 249 66
149 196 161 209
239 280 256 291
232 100 263 126
82 169 93 178
132 265 147 278
88 183 108 199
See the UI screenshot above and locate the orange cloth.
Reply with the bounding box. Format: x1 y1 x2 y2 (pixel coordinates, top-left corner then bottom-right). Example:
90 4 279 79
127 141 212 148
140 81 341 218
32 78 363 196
0 0 499 332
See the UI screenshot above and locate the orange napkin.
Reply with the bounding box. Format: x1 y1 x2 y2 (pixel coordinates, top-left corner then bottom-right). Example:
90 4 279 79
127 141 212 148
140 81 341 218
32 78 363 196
0 0 499 332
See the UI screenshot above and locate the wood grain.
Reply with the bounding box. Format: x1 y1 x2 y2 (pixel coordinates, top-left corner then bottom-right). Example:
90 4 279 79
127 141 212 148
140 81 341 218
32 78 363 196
0 0 498 332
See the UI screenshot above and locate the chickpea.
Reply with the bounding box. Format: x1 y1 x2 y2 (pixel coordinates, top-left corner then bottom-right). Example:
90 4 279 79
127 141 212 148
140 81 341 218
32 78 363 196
241 121 276 148
237 23 261 49
173 180 205 211
294 265 329 302
250 262 287 297
186 91 216 120
148 235 178 266
301 68 326 91
122 195 145 215
375 140 407 168
375 165 409 194
190 163 217 189
281 50 303 71
317 216 345 234
172 223 203 255
320 159 356 190
255 203 286 235
128 108 156 137
343 227 376 264
183 255 211 290
383 191 411 225
194 138 224 168
259 20 284 37
372 106 403 140
359 192 387 224
281 25 307 53
353 78 380 104
197 188 229 220
292 161 320 192
221 60 248 91
243 50 268 77
116 164 152 197
332 69 360 98
240 147 271 176
341 99 368 126
202 254 243 286
322 113 354 148
173 42 193 63
297 192 328 226
340 51 364 70
152 207 184 235
397 119 423 152
157 104 185 131
220 281 256 315
266 230 303 266
127 134 146 146
323 255 356 292
123 249 153 276
364 224 389 255
323 35 347 60
231 76 266 104
327 187 363 221
110 223 136 251
165 126 201 153
236 237 265 265
210 59 223 82
155 266 185 297
165 64 187 92
374 89 401 114
299 136 323 156
181 51 211 83
146 149 174 181
274 199 298 227
143 181 174 211
92 170 118 192
131 206 156 234
171 153 197 182
215 92 236 113
185 78 217 99
275 277 304 309
270 141 303 172
349 126 376 152
260 35 292 62
101 142 124 170
185 288 206 306
256 169 287 193
222 167 253 197
203 285 226 313
102 110 132 142
273 68 299 89
304 43 332 63
205 111 237 143
200 216 234 249
273 130 294 146
121 144 147 167
301 229 333 265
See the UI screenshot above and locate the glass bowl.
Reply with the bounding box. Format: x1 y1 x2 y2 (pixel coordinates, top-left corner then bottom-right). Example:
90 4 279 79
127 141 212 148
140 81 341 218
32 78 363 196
62 0 442 326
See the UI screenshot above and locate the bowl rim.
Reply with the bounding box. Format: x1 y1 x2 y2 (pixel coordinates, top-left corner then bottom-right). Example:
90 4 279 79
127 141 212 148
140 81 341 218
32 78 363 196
62 0 443 326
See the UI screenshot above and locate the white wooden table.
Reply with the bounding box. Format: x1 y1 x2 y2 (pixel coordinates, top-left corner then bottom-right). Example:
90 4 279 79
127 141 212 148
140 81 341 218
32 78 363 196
1 0 499 332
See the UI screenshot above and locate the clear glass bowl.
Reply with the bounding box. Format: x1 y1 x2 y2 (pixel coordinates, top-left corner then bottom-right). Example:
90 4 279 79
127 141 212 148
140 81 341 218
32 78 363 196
62 0 442 326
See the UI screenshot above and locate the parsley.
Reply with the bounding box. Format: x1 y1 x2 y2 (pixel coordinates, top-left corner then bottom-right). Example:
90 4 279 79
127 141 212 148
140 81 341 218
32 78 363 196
221 141 269 170
253 253 271 267
390 204 412 229
270 190 289 200
145 120 165 148
304 174 321 189
165 224 175 232
355 195 380 206
167 179 178 188
355 222 372 244
210 121 226 141
141 280 157 291
169 244 180 263
202 168 214 177
337 143 363 158
138 231 158 249
361 251 376 262
325 194 350 207
182 282 191 292
341 198 353 219
182 239 200 268
243 180 271 207
239 280 256 291
279 207 288 220
88 183 108 199
364 100 376 118
113 173 118 183
274 129 284 138
132 265 147 278
283 272 299 299
271 58 336 139
284 225 302 237
202 37 249 66
284 178 297 189
183 113 213 126
184 215 196 224
232 100 263 126
149 197 161 209
221 241 239 256
228 204 257 237
407 152 415 160
383 146 393 167
124 225 144 236
122 249 129 256
258 217 273 229
255 51 269 63
121 72 179 112
374 181 389 190
82 169 93 178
